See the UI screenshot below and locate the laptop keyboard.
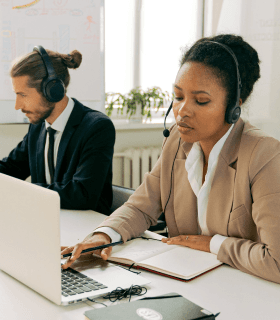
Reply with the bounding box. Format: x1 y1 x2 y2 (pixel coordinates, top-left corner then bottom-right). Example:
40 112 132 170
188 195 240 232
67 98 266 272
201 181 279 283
61 267 108 297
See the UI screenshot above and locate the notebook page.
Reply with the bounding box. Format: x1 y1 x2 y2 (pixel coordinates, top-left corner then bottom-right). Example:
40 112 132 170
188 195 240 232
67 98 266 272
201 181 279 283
110 238 176 263
139 246 222 279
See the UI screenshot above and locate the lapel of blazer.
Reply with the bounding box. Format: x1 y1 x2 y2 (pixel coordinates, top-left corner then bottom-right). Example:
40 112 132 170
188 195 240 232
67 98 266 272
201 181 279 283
206 118 245 236
54 99 85 181
173 140 199 235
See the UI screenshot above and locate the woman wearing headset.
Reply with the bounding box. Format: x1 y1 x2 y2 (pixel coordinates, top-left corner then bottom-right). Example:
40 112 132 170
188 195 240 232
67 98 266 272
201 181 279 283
62 34 280 284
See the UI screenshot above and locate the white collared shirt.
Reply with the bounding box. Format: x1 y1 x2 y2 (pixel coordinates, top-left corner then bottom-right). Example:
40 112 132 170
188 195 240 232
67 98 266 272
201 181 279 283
44 97 74 184
96 125 234 255
185 125 234 254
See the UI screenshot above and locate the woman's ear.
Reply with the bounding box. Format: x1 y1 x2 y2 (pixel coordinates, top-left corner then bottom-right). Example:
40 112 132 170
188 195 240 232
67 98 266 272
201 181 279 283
239 98 243 106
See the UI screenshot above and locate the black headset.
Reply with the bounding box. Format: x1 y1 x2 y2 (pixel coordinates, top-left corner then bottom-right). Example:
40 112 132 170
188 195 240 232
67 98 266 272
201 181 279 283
163 41 242 138
33 45 65 103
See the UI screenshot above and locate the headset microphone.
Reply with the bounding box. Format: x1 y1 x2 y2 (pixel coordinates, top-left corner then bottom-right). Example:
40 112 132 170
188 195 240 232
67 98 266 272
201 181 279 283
163 101 173 138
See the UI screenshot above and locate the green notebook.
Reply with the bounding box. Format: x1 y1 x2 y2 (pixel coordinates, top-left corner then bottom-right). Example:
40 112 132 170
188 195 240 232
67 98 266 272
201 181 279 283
84 293 218 320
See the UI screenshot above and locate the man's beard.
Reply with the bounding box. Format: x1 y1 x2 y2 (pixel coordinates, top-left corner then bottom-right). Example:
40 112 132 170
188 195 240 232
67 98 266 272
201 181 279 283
23 98 55 125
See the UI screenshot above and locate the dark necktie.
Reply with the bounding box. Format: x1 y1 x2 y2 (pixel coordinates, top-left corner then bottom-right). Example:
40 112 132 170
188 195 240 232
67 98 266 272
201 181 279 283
47 127 56 184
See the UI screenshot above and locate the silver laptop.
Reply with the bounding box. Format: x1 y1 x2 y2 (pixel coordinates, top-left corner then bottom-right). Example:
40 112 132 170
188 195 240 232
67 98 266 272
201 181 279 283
0 173 149 305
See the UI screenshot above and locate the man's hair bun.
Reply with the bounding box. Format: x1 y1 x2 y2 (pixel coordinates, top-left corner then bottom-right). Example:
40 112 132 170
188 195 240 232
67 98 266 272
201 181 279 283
62 50 82 69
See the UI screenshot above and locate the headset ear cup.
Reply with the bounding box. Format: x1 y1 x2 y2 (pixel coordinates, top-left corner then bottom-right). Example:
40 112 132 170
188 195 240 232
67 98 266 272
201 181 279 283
232 106 241 123
225 105 241 124
41 78 48 101
44 79 65 102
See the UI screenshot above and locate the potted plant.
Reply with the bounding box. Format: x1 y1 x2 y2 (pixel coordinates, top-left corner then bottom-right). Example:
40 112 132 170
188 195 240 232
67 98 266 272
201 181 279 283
105 86 173 121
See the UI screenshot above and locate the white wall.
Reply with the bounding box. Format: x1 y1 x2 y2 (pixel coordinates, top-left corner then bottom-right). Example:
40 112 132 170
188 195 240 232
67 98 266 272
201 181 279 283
205 0 280 140
0 124 29 159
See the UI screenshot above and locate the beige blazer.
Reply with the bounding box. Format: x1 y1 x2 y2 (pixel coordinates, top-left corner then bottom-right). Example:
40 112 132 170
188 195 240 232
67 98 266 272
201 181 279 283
99 118 280 284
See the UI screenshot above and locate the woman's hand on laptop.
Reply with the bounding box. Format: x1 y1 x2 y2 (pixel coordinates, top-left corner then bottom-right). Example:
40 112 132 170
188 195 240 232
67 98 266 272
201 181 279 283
61 232 112 269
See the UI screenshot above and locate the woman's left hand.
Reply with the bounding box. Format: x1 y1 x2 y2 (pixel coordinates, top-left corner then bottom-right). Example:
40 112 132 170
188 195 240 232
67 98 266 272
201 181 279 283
161 235 212 253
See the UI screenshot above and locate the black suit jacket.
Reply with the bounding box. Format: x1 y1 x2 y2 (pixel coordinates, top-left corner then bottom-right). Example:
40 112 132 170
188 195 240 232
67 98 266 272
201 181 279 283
0 98 115 215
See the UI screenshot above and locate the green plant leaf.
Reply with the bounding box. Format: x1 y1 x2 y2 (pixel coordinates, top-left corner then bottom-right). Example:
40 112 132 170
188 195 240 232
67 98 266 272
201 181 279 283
105 86 172 120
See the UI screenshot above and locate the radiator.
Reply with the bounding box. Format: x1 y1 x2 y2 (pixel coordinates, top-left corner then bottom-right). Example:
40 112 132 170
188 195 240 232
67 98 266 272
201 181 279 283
113 147 162 189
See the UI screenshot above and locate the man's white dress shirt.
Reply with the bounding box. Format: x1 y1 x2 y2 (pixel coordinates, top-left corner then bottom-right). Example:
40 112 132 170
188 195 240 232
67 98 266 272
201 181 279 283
97 124 234 255
44 97 74 184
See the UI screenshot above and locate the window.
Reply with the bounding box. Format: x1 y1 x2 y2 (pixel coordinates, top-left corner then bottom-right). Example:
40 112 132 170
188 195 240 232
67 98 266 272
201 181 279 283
105 0 135 94
140 0 200 93
105 0 203 120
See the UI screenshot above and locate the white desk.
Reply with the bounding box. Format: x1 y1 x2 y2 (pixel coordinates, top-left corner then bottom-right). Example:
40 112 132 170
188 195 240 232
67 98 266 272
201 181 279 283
0 209 279 319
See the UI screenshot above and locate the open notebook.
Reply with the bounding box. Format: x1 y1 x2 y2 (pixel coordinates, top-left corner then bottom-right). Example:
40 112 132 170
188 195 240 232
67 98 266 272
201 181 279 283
107 231 223 281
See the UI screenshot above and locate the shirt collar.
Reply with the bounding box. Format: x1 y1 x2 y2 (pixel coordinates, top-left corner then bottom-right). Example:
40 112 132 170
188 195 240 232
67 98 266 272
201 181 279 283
208 124 234 170
45 97 74 132
185 141 203 172
185 124 234 173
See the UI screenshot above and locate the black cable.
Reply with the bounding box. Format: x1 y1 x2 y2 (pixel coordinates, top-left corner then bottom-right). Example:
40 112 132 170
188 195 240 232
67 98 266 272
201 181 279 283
102 284 147 302
95 140 180 307
162 137 181 218
88 293 220 317
124 139 181 246
87 297 108 307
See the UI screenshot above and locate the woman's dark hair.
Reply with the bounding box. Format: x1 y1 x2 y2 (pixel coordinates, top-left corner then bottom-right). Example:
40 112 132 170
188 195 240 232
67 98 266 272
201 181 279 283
10 49 82 94
180 34 260 109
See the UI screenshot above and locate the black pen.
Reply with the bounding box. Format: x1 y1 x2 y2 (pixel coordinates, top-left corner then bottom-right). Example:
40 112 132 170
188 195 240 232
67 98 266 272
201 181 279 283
62 240 124 258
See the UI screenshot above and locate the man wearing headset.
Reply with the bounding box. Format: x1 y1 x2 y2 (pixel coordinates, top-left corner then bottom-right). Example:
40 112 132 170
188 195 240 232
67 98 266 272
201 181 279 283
0 46 115 215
